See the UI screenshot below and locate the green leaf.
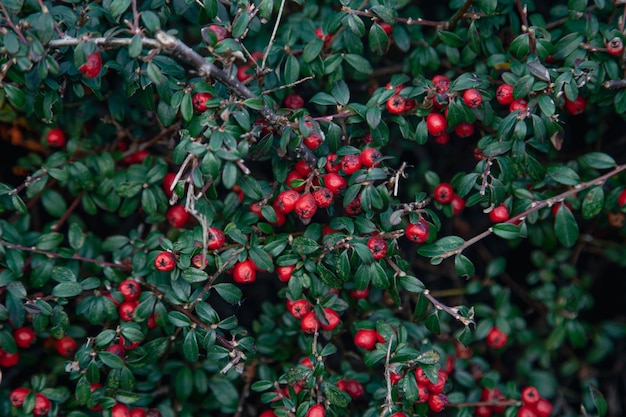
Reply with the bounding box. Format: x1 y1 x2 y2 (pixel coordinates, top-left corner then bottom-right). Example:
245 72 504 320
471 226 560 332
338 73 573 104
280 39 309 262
425 312 441 334
36 232 63 251
368 24 389 56
370 262 389 288
183 330 199 363
547 165 580 185
182 268 208 283
248 246 274 272
222 162 238 189
52 281 83 298
580 152 616 169
41 190 67 218
168 311 192 327
214 283 242 304
141 188 157 215
231 11 249 38
398 275 424 293
417 236 465 260
284 54 300 85
332 80 350 107
415 349 440 365
454 254 475 278
323 382 349 407
589 385 607 417
317 262 343 289
99 351 125 369
51 266 76 282
581 186 604 219
343 54 373 74
292 236 320 255
554 204 579 247
492 223 520 240
303 39 323 63
68 223 85 250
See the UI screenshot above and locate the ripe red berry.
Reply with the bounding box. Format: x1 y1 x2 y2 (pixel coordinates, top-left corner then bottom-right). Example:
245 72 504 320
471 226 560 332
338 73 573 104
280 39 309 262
367 237 388 260
390 372 402 385
167 205 190 228
192 254 208 270
354 328 378 350
617 189 626 207
56 336 77 357
428 392 449 412
496 83 515 105
486 326 508 349
46 127 66 147
294 160 312 177
390 413 407 417
10 387 30 407
489 203 510 223
320 308 341 331
13 327 36 349
432 74 451 86
315 27 331 48
535 398 554 417
303 133 323 150
518 406 538 417
451 195 466 215
207 227 226 250
306 404 326 417
290 299 312 318
313 187 334 208
259 411 278 417
521 386 540 406
112 403 131 417
276 265 295 282
386 95 407 114
426 113 447 136
192 92 213 112
162 173 177 197
118 279 141 301
481 387 506 413
379 22 393 35
510 98 528 113
34 393 51 416
344 380 364 399
349 286 369 299
0 349 19 367
119 301 137 321
294 193 318 219
340 153 362 175
233 260 257 283
564 95 586 115
344 194 363 216
119 336 139 350
237 65 252 82
360 147 382 168
434 183 454 204
130 408 147 417
107 343 126 358
426 370 447 394
284 93 304 109
300 311 320 333
78 51 102 78
155 251 176 272
324 153 340 173
475 405 492 417
323 173 347 195
417 383 430 403
285 171 305 191
454 122 475 138
415 367 430 385
463 88 483 108
606 37 624 55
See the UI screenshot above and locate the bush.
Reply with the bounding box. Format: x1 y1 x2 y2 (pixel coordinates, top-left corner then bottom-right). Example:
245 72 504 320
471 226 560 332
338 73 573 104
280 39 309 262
0 1 625 416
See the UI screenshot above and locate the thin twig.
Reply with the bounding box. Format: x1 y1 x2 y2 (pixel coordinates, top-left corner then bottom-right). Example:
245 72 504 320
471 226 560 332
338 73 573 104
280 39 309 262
261 0 286 70
51 191 85 231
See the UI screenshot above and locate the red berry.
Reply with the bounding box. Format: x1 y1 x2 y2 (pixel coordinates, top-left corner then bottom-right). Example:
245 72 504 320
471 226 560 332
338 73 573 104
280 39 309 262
390 372 402 385
284 93 304 109
320 308 340 331
155 251 176 272
417 383 430 403
428 392 448 412
167 205 190 228
345 380 364 399
46 128 66 147
606 37 624 55
323 173 347 195
454 122 475 138
259 411 278 417
78 51 102 78
207 227 226 250
303 133 323 150
237 65 252 82
294 160 312 177
565 95 586 115
426 113 447 136
119 301 136 321
426 370 447 394
481 387 506 413
486 326 508 349
618 189 626 207
367 237 388 260
307 404 326 417
432 75 450 86
119 336 139 350
112 403 131 417
313 187 334 208
233 260 257 283
118 279 141 302
354 328 378 350
521 386 540 406
34 394 51 416
489 203 510 223
10 387 30 407
300 311 320 333
290 299 312 318
451 195 466 215
349 286 369 298
340 153 362 175
496 84 514 105
518 406 538 417
344 194 363 216
56 336 77 357
107 343 125 358
379 22 393 35
130 408 147 417
0 349 18 367
162 173 177 197
315 27 331 48
207 25 228 42
325 153 340 173
390 413 407 417
434 183 454 204
509 98 528 113
475 405 492 417
415 367 430 385
434 132 450 144
192 92 213 112
463 88 483 108
276 265 295 282
13 327 36 349
295 193 318 219
386 95 407 114
286 171 305 191
360 147 382 168
535 398 554 417
147 314 158 329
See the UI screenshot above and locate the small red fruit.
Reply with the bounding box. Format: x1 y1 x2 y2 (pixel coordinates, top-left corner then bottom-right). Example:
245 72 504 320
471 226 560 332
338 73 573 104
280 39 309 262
451 195 466 215
300 311 320 333
259 411 278 417
426 113 447 136
564 95 586 115
107 343 125 358
509 98 528 113
521 386 540 406
119 301 136 321
434 183 454 204
155 251 176 272
233 260 257 283
78 51 102 78
112 403 131 417
463 88 483 108
496 84 514 105
535 398 554 417
290 299 312 318
454 122 475 138
56 336 77 357
617 189 626 207
386 95 407 114
13 327 36 349
325 153 340 173
277 265 296 282
320 308 341 331
118 279 141 301
10 387 30 407
518 406 538 417
303 133 323 150
360 147 382 168
192 92 213 112
606 37 624 55
46 128 66 147
34 394 51 416
481 387 506 412
207 227 226 250
428 392 449 412
367 237 388 260
390 413 407 417
130 408 147 417
323 173 347 195
344 194 363 216
294 193 318 219
432 74 451 86
475 405 492 417
417 384 430 403
379 22 393 35
489 203 510 223
284 93 304 109
434 132 450 144
162 173 177 197
390 372 402 385
167 205 190 228
486 326 508 349
349 286 369 299
286 170 305 191
315 28 332 48
340 153 362 175
426 370 447 394
0 349 19 366
415 368 430 385
313 187 334 208
237 65 252 82
354 328 378 350
344 380 364 398
294 160 312 177
306 404 326 417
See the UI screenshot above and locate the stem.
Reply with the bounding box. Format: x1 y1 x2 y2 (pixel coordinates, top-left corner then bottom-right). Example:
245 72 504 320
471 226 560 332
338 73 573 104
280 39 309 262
261 0 286 70
422 290 475 327
448 399 522 408
0 3 29 44
446 0 474 30
515 0 529 30
51 191 85 231
603 79 626 89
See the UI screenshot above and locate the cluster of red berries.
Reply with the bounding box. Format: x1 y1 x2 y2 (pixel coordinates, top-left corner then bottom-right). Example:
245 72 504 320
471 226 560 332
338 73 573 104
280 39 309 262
286 298 341 333
385 82 417 115
10 388 51 416
110 402 150 417
117 279 141 321
387 366 449 416
474 387 507 417
433 182 466 215
517 386 553 417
